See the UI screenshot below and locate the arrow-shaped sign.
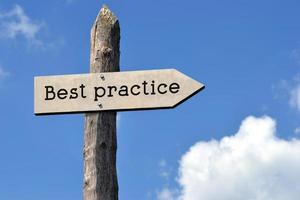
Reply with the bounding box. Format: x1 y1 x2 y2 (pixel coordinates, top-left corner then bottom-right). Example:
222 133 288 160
34 69 204 115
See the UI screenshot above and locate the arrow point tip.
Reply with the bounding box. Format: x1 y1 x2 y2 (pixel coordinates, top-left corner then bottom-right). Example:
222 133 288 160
198 82 205 90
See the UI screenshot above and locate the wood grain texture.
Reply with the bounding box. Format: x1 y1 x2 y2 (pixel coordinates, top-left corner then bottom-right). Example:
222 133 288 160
83 5 120 200
34 70 204 115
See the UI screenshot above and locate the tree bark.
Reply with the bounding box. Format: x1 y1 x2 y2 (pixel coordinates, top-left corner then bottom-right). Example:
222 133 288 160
83 5 120 200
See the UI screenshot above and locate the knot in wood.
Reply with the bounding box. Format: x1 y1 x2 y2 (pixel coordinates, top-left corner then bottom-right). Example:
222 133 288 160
84 179 89 188
101 46 113 57
99 142 107 150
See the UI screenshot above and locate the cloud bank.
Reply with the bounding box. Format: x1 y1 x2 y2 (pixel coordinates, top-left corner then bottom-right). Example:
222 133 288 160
159 116 300 200
0 4 43 45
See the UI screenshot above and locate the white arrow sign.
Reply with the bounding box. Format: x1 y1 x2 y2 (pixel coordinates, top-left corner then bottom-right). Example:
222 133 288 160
34 69 204 115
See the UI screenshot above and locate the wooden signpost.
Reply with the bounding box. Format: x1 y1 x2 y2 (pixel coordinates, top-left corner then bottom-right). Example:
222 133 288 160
34 5 205 200
34 69 204 115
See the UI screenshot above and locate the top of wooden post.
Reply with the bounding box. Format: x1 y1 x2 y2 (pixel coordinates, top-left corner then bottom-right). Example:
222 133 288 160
95 4 118 26
90 4 120 73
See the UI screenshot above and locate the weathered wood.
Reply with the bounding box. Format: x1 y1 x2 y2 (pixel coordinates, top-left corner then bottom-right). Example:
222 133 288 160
34 69 204 115
83 5 119 200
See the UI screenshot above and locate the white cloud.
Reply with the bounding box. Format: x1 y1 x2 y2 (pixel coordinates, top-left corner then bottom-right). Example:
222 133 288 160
157 159 177 199
273 75 300 113
159 116 300 200
159 159 171 179
0 4 43 45
157 188 177 200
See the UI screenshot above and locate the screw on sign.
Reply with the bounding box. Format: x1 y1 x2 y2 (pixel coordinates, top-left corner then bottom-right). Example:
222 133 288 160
34 5 205 200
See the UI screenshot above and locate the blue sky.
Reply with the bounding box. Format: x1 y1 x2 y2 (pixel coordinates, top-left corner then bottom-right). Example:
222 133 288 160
0 0 300 199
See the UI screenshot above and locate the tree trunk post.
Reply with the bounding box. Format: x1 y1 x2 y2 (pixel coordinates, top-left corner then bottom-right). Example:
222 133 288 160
83 5 120 200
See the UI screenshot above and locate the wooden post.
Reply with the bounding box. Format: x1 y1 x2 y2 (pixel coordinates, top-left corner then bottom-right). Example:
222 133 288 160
83 5 120 200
